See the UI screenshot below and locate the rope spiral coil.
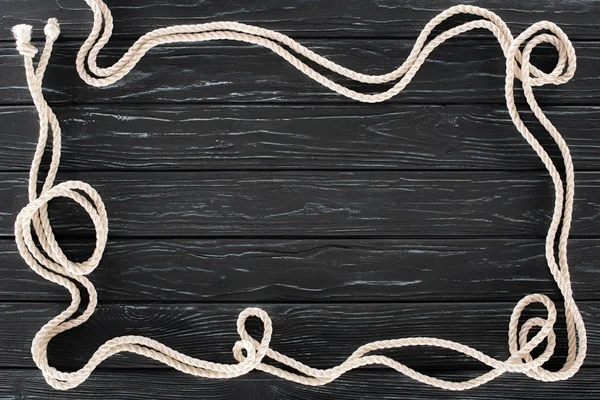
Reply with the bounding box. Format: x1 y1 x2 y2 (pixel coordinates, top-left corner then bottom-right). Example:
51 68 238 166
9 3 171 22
12 1 586 391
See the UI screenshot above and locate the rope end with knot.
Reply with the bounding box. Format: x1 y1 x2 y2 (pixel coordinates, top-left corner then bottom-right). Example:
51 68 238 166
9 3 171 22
44 18 61 42
12 24 37 57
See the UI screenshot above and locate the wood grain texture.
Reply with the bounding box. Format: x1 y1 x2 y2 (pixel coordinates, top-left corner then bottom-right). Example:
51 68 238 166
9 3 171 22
2 40 599 105
3 105 600 172
3 171 600 238
1 238 599 302
2 1 598 398
1 302 598 370
0 0 599 40
1 369 600 400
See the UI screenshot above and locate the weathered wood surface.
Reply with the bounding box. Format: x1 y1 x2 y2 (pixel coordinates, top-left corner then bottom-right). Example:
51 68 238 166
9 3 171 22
0 0 599 40
2 1 598 398
1 302 598 370
1 238 599 302
4 171 600 238
2 369 600 400
2 40 599 105
2 105 600 172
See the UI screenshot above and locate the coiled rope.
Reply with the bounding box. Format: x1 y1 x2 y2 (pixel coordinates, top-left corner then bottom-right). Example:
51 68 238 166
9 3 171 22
12 1 586 391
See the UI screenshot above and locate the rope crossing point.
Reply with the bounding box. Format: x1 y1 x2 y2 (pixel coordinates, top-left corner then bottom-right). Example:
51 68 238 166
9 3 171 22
12 1 586 391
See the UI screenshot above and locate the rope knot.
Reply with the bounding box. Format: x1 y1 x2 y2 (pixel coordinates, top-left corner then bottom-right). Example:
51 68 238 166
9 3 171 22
12 24 38 57
44 18 61 42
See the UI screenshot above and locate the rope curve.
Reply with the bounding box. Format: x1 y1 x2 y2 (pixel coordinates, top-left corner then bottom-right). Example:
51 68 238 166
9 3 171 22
12 1 586 391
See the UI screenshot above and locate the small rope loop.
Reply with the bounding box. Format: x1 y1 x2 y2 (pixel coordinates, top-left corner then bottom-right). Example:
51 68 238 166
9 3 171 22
232 307 273 366
12 2 586 391
504 293 557 373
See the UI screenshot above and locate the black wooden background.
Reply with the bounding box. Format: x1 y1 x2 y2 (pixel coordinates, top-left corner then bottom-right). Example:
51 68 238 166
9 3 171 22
1 1 599 399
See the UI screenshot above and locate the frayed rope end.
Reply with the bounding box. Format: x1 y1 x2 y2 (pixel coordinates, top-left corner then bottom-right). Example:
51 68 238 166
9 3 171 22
12 24 37 57
12 24 33 43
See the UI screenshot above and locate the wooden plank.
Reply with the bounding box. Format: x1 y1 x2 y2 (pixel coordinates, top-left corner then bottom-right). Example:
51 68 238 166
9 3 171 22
3 171 600 238
2 40 599 105
1 368 599 400
1 0 599 40
1 238 598 302
3 105 600 172
0 302 597 370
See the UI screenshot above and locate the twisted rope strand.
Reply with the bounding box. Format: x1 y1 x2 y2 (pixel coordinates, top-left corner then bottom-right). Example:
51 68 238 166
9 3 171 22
12 1 586 391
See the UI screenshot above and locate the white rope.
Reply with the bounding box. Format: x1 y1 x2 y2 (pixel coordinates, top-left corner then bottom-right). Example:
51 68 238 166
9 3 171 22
12 1 586 391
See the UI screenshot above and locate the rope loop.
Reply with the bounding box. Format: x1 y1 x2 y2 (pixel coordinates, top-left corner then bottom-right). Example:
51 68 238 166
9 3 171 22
12 2 586 391
511 20 576 88
15 180 108 277
505 293 558 373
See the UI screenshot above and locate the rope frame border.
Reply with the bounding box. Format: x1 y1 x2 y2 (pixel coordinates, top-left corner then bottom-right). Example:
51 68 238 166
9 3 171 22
11 1 586 391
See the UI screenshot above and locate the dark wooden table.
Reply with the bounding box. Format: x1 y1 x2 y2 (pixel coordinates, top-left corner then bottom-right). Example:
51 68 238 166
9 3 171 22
1 1 599 399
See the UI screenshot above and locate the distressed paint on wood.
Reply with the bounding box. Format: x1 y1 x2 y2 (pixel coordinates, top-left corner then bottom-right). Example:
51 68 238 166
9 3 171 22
0 171 561 237
2 105 600 172
0 238 599 302
2 40 599 105
0 302 597 370
2 369 600 400
4 171 600 238
0 0 599 40
1 1 598 398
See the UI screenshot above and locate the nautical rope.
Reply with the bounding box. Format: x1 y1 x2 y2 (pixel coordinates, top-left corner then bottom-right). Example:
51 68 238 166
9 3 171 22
12 1 586 391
